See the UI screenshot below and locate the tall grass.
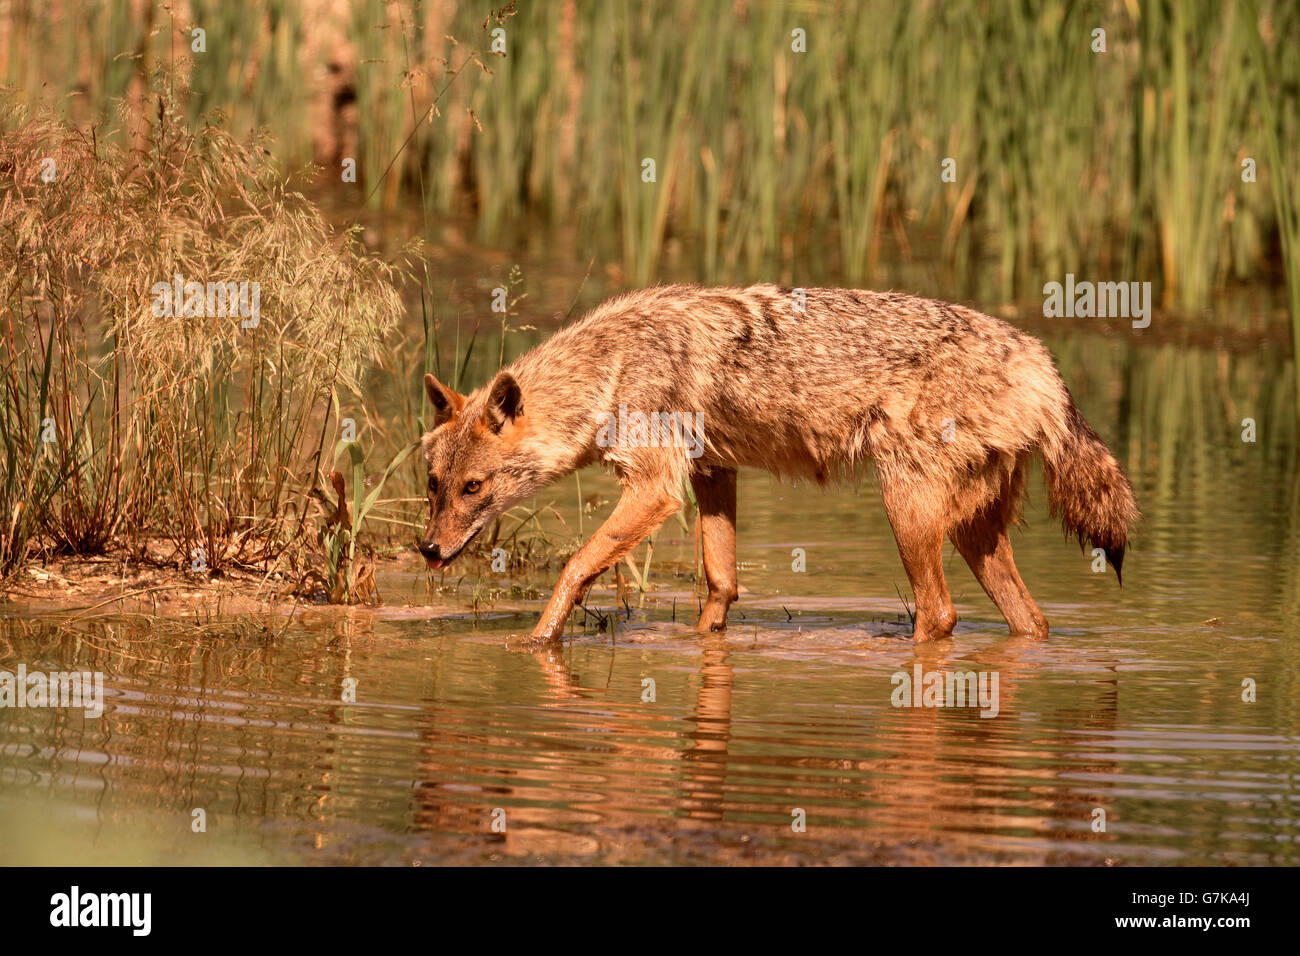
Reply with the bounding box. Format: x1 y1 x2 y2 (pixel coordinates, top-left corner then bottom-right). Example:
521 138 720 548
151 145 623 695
0 81 403 578
0 308 74 575
1243 0 1300 412
4 1 1297 312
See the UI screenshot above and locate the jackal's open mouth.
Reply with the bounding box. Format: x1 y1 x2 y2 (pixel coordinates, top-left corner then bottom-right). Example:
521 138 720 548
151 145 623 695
423 525 484 571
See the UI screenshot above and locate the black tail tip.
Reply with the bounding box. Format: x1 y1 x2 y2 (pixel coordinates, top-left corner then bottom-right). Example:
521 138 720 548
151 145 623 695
1107 546 1125 586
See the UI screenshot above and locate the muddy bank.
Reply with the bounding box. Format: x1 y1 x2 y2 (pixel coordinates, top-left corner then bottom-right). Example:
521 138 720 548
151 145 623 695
1 549 496 622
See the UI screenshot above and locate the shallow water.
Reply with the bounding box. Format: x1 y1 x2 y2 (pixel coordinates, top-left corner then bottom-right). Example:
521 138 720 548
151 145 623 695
2 337 1298 864
2 211 1298 863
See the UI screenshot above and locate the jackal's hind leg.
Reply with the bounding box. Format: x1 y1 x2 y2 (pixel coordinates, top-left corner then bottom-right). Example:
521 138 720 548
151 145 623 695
950 505 1048 638
690 468 738 632
879 477 957 642
530 485 680 644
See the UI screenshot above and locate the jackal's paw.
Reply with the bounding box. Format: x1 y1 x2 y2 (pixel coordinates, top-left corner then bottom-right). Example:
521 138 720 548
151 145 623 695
500 634 561 660
693 606 730 633
504 628 562 651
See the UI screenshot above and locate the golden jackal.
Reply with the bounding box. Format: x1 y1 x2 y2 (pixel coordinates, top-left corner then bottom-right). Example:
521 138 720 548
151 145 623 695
418 284 1139 643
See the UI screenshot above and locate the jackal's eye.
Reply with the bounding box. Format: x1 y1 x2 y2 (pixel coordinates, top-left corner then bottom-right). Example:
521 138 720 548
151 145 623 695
427 475 437 494
463 480 482 495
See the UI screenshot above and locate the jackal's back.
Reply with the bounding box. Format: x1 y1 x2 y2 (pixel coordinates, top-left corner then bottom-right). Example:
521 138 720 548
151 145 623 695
511 283 1072 486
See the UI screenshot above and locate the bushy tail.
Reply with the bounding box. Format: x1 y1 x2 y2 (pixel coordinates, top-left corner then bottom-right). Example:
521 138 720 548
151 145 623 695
1040 390 1140 583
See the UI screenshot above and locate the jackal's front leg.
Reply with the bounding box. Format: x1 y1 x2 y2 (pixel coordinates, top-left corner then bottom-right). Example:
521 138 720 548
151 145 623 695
529 486 681 643
690 467 738 632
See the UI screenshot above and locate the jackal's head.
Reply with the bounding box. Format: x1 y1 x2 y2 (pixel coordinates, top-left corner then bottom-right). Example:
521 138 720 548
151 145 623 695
417 371 537 569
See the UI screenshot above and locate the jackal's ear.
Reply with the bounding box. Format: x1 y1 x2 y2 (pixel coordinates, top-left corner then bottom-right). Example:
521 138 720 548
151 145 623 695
424 373 466 428
484 371 523 433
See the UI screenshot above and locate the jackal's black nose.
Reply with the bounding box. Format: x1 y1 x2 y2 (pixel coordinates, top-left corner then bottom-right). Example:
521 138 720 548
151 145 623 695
418 541 441 560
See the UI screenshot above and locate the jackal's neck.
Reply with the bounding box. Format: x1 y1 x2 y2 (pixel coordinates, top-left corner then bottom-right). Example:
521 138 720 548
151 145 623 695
503 330 621 479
